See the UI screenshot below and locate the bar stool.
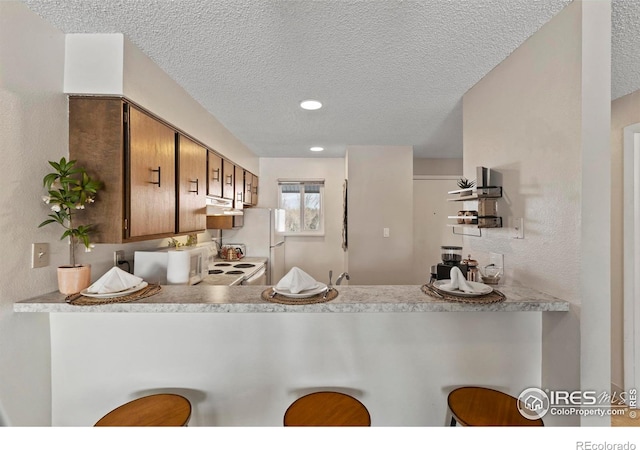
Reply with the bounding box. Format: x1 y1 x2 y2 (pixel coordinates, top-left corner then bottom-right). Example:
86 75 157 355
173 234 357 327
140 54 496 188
283 391 371 426
94 393 192 426
447 386 544 426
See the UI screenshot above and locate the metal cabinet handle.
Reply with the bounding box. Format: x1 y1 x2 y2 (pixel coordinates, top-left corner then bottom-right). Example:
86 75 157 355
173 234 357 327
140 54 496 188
150 166 161 187
189 178 199 194
212 168 220 182
237 192 243 202
225 174 233 185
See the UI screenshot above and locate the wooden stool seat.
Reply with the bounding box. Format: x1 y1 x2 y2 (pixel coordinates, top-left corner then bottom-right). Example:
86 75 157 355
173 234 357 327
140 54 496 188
284 391 371 426
95 393 192 426
448 386 544 426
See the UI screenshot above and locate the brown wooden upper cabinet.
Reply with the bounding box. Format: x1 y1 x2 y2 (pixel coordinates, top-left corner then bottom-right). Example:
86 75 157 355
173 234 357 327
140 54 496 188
177 135 207 234
207 151 223 198
243 171 259 206
69 97 179 242
251 173 259 206
222 159 235 200
128 106 176 238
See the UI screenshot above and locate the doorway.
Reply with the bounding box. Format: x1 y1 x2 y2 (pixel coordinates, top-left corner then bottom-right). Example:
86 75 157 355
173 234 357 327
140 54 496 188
413 176 463 284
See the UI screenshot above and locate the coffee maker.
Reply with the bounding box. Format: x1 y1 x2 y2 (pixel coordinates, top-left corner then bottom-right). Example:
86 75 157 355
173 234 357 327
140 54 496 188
431 246 468 281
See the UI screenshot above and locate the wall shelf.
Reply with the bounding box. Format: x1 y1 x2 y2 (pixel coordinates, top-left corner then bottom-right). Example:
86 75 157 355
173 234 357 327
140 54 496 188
447 185 502 236
447 186 503 201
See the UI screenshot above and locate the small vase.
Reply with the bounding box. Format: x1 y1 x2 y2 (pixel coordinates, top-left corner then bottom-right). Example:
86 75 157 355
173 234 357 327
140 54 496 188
57 264 91 294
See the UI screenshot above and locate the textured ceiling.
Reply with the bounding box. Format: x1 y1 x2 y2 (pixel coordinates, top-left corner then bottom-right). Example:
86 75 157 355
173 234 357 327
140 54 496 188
19 0 640 159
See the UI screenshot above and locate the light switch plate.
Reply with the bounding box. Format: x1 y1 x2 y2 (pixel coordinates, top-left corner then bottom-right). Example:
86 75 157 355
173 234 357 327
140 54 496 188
32 243 49 268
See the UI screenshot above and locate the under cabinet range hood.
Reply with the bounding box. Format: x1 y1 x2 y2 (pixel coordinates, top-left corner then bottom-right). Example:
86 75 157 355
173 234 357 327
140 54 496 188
206 196 243 216
206 196 243 229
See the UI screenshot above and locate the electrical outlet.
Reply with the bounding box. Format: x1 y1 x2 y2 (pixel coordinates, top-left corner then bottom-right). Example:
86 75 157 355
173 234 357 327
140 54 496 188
114 250 125 266
489 252 503 269
383 228 390 238
32 243 49 268
512 217 524 239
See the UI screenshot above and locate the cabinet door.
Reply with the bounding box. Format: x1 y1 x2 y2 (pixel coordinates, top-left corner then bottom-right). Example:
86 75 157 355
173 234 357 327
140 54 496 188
251 173 259 206
207 151 223 197
69 97 126 243
178 135 207 233
222 159 235 200
128 106 176 238
244 171 252 205
235 165 245 206
244 172 258 206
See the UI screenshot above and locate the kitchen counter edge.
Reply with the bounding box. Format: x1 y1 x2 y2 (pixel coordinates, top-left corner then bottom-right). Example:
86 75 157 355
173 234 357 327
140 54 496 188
14 284 570 313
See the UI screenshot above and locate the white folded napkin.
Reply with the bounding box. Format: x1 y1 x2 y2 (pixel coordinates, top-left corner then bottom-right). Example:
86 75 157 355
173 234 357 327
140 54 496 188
86 266 143 294
441 266 483 293
276 267 318 294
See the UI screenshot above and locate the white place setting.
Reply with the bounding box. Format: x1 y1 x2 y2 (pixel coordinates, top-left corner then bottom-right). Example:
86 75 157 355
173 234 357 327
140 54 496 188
81 267 147 298
262 267 338 304
272 267 328 298
432 266 493 298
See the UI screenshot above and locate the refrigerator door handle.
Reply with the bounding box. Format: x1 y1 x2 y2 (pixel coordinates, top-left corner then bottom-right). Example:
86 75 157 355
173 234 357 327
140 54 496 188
271 241 285 248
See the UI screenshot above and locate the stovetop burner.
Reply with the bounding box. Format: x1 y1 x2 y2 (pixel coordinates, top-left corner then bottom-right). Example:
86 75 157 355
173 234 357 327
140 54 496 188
215 263 232 267
233 263 255 269
225 270 245 275
208 269 224 275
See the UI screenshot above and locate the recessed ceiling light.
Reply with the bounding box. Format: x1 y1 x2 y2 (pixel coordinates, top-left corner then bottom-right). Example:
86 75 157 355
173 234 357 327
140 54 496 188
310 147 324 152
300 99 322 110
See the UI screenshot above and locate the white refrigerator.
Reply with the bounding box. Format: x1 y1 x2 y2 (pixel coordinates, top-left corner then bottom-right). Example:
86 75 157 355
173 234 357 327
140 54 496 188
221 208 285 285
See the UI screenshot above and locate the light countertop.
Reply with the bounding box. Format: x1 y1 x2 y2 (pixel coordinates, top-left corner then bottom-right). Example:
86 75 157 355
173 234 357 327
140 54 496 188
14 283 569 313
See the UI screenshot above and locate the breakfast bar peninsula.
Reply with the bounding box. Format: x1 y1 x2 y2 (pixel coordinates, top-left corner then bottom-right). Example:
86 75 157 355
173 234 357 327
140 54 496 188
15 284 568 426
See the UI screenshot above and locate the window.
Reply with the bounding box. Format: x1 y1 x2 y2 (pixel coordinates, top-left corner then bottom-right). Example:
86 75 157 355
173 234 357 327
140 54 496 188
278 180 324 235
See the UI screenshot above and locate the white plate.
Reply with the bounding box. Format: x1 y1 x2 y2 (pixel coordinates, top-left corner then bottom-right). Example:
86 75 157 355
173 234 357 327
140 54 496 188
81 282 148 299
433 280 493 297
273 283 328 298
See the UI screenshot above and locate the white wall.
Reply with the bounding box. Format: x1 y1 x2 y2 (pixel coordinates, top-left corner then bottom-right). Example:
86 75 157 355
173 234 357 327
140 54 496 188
462 0 611 426
258 158 346 282
413 158 462 176
64 34 124 95
346 146 414 285
0 1 66 425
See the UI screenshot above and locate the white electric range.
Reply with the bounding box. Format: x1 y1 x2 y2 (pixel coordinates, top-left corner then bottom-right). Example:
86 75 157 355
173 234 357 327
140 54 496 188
200 257 268 286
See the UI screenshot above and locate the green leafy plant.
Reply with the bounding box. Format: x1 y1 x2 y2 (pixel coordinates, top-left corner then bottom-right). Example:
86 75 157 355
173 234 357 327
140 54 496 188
457 177 476 190
39 157 102 267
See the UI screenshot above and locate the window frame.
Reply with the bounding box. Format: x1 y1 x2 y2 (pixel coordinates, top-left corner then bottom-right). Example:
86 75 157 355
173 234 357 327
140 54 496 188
277 179 325 236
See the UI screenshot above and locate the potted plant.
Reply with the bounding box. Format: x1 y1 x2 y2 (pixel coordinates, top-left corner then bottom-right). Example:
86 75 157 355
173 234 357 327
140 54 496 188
39 157 102 294
457 177 476 190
